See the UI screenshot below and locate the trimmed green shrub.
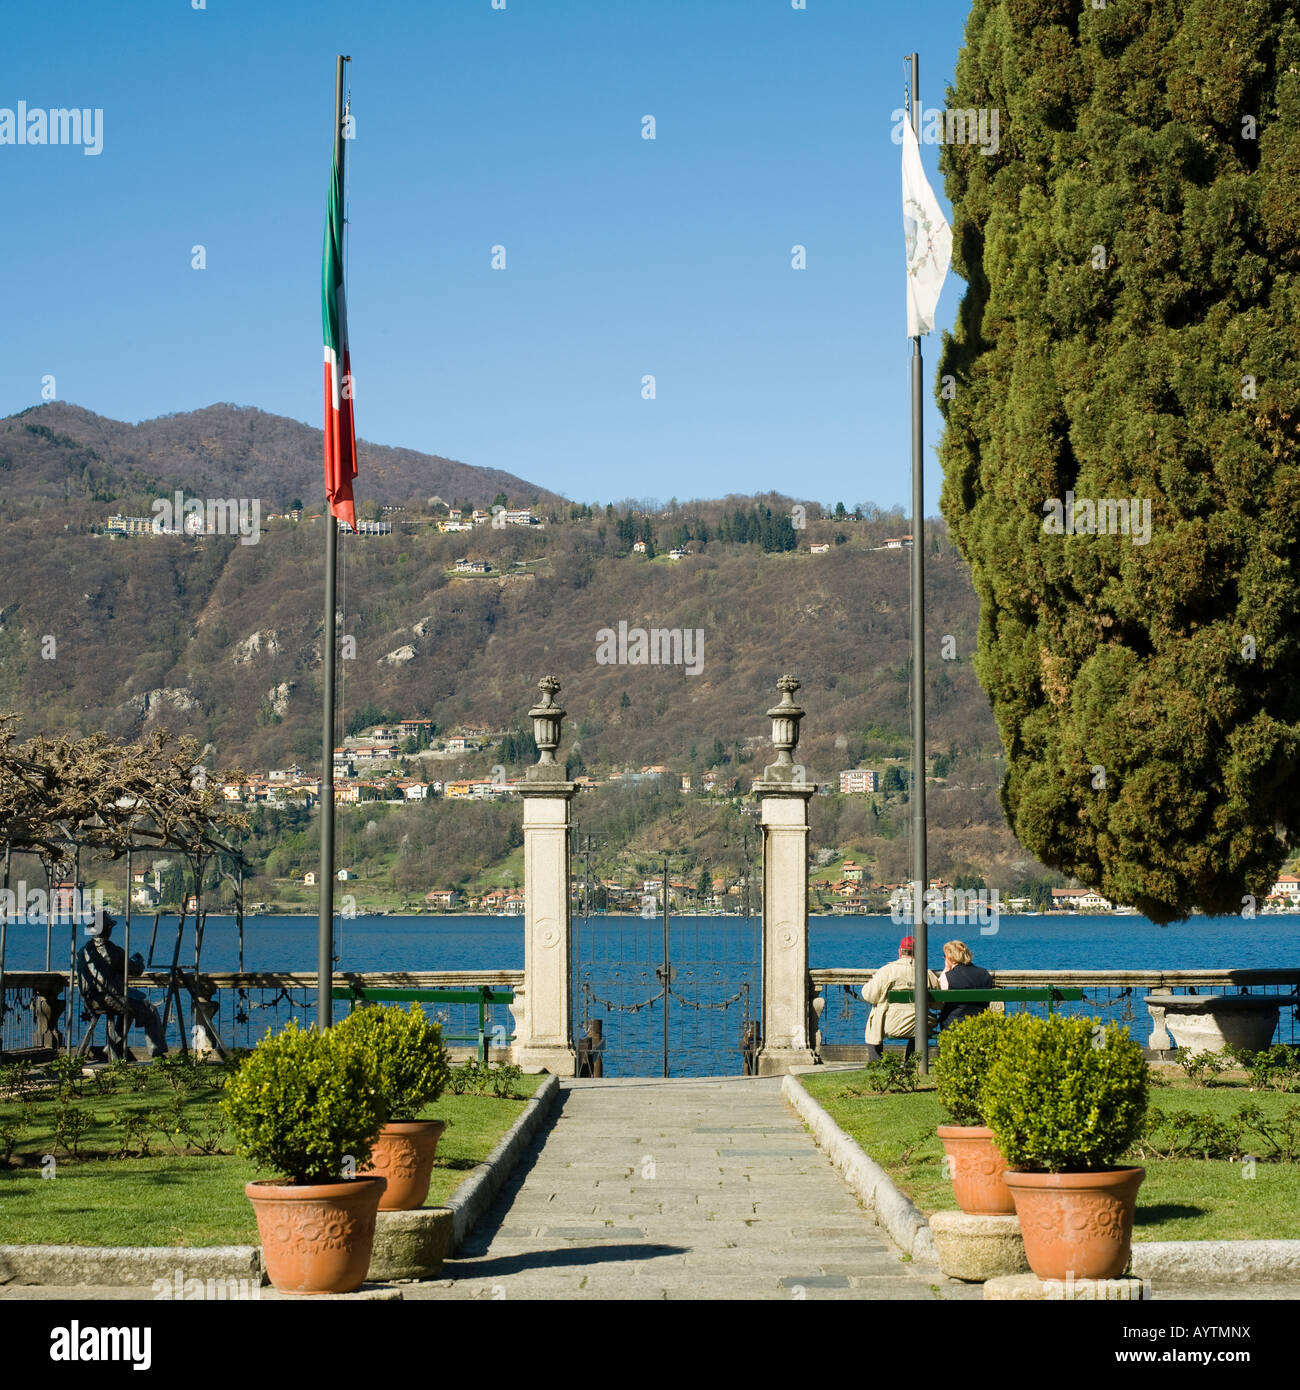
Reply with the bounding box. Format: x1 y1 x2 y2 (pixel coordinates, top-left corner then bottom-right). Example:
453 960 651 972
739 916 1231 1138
934 1010 1007 1126
221 1019 388 1184
333 1003 450 1122
983 1015 1148 1172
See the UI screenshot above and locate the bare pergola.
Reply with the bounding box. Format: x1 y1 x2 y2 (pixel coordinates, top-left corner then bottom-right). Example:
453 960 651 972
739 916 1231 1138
0 716 249 1058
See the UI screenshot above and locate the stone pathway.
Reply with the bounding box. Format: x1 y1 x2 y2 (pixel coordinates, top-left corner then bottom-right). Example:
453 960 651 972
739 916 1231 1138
405 1074 979 1301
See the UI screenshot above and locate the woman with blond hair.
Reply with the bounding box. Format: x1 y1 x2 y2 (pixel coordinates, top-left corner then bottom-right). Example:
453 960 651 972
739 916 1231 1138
936 939 993 1029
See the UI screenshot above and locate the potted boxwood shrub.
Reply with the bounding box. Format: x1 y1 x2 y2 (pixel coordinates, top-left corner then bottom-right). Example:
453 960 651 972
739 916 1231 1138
335 1002 451 1210
933 1010 1015 1214
983 1014 1148 1281
222 1019 389 1294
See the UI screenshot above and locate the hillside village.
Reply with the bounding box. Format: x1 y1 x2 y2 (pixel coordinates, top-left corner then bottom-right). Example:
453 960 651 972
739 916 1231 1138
147 713 1300 919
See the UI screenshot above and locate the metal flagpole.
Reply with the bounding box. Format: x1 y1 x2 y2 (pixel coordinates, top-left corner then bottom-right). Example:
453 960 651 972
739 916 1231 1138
0 840 10 1057
661 851 670 1079
907 52 930 1073
318 52 349 1032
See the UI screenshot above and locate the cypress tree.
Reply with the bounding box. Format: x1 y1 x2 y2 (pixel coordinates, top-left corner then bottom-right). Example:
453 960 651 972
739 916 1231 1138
938 1 1300 922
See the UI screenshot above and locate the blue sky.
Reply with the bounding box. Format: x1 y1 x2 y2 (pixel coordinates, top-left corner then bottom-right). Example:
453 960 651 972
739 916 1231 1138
1 0 973 511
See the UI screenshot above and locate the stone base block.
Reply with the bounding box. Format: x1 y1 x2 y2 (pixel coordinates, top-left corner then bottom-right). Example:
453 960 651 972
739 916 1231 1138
984 1272 1149 1301
756 1047 819 1076
367 1208 455 1283
0 1244 262 1288
929 1211 1028 1283
261 1283 403 1301
510 1044 576 1076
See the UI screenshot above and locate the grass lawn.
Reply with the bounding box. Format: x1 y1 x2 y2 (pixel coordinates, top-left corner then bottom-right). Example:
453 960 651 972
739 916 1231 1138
799 1068 1300 1243
0 1063 541 1246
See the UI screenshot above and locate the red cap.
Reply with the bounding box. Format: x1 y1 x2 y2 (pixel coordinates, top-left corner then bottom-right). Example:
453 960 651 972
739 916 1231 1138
899 936 915 952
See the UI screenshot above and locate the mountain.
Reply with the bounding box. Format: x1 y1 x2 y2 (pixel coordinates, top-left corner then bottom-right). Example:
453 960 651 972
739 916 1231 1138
0 402 563 514
0 401 1044 892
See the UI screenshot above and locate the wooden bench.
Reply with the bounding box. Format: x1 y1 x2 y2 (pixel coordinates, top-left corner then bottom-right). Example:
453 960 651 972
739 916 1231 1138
331 984 515 1064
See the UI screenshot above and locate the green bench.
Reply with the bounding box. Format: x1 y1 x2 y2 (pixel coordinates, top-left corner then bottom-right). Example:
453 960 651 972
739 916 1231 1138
884 986 1085 1011
875 986 1086 1050
331 984 515 1064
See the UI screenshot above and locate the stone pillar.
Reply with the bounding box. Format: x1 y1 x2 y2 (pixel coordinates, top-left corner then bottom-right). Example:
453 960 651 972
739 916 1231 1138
511 677 577 1076
752 675 819 1075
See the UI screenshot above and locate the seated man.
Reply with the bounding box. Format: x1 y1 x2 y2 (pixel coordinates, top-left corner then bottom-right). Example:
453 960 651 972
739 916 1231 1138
75 914 168 1058
936 939 994 1029
862 935 939 1062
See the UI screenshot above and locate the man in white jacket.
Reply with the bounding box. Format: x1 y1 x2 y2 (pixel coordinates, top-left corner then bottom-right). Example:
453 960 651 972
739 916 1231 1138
862 936 939 1062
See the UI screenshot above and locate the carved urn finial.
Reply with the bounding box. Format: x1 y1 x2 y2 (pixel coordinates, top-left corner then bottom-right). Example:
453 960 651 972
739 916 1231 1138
765 674 804 768
528 675 566 766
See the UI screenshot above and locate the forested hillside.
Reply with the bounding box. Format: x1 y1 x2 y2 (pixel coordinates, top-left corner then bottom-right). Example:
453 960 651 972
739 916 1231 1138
0 400 1045 898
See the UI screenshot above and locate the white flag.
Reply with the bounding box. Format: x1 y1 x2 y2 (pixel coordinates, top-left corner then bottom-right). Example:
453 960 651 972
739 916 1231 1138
901 117 952 337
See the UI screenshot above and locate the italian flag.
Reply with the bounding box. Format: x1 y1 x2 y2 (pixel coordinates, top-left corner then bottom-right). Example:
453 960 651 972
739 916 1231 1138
322 143 357 529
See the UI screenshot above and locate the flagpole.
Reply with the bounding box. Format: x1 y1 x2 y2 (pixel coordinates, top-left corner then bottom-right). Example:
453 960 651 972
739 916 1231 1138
907 51 930 1073
318 52 348 1032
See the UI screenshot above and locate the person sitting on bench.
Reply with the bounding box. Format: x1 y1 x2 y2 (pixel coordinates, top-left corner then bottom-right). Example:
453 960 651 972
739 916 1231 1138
76 914 168 1058
862 935 939 1062
936 939 994 1029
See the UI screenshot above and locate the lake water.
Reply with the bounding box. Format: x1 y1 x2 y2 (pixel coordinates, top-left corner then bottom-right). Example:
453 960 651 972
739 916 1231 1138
5 912 1296 1076
5 910 1297 974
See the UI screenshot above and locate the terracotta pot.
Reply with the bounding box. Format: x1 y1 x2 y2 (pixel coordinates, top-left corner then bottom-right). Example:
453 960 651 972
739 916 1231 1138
937 1125 1016 1215
1002 1167 1145 1281
362 1120 447 1210
245 1176 386 1294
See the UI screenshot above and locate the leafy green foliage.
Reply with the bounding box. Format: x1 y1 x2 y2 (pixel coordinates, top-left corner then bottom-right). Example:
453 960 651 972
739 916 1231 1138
1236 1043 1300 1093
983 1015 1148 1171
333 1003 449 1122
934 1010 1007 1125
448 1059 486 1095
446 1057 524 1099
110 1108 153 1158
0 1115 28 1162
846 1052 921 1096
1135 1101 1300 1162
489 1062 525 1099
1174 1047 1234 1086
937 2 1300 923
0 1062 39 1104
53 1105 93 1157
155 1054 203 1094
221 1019 388 1184
47 1055 84 1102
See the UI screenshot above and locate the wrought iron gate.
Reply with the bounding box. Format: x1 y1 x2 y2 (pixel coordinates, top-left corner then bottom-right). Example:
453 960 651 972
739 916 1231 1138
571 838 761 1078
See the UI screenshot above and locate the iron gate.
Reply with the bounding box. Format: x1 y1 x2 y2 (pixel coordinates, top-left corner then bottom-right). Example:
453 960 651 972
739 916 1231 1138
571 839 761 1078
